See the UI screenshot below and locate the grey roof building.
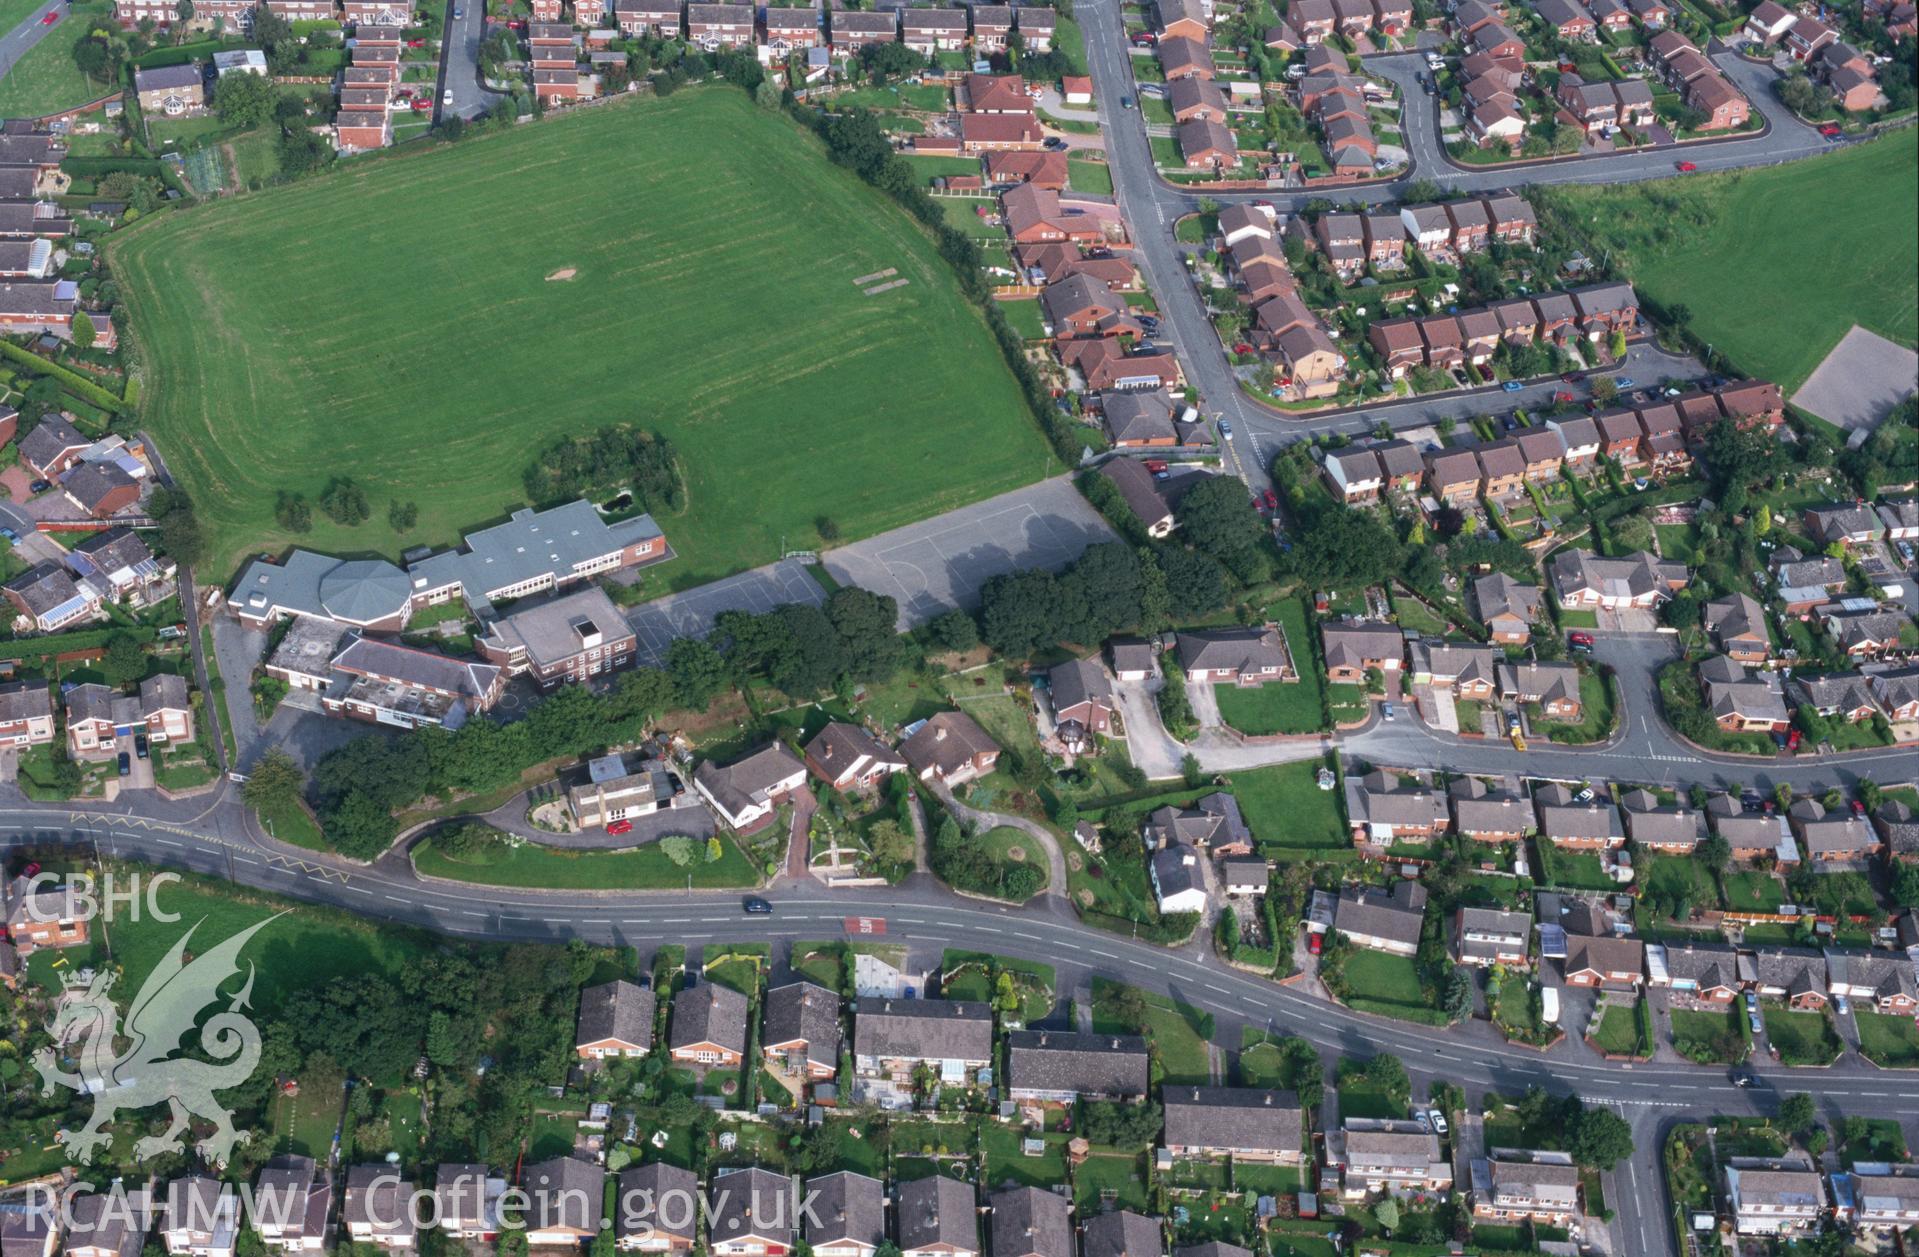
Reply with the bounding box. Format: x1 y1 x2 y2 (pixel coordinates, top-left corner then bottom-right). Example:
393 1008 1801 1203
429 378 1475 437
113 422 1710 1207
988 1187 1073 1257
1333 882 1428 954
574 979 654 1054
230 550 412 629
804 1172 886 1253
1005 1029 1149 1100
407 500 666 615
1450 776 1536 838
614 1163 698 1249
1080 1211 1163 1257
1142 791 1250 851
853 998 995 1065
1162 1086 1304 1160
668 981 750 1058
1174 625 1292 679
1619 788 1701 851
762 980 841 1072
897 1176 979 1257
708 1167 795 1249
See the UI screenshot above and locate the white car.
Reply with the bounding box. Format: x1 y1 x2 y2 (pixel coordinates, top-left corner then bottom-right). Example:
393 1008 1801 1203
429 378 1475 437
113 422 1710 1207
443 90 454 105
1425 53 1444 69
1428 1108 1448 1135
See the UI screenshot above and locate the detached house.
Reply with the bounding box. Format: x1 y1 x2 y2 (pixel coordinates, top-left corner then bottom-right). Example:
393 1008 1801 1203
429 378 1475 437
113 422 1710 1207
896 1178 979 1257
1534 782 1624 849
1455 906 1531 967
853 998 994 1106
1472 572 1542 644
574 979 655 1059
1320 621 1403 684
1163 1087 1304 1162
1700 656 1790 733
901 710 1000 786
988 1189 1071 1257
1499 661 1583 722
667 980 750 1067
804 1173 885 1257
1703 593 1770 662
1562 933 1644 988
1549 548 1686 609
1048 656 1116 749
1333 882 1427 956
1322 446 1385 502
803 722 906 792
708 1167 796 1257
614 1163 697 1254
1006 1029 1149 1102
762 981 841 1083
1621 789 1701 854
1175 625 1292 685
1451 777 1536 843
694 743 807 831
1789 798 1880 862
1345 770 1449 845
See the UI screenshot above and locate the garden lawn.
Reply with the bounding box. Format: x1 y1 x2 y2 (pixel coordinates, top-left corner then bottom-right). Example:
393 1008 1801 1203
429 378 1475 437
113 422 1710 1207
1067 159 1113 194
1540 136 1916 391
1762 1006 1840 1067
1669 1007 1747 1063
1856 1011 1919 1067
0 1 114 119
1213 679 1323 736
1590 1002 1645 1056
1722 869 1782 911
411 829 759 889
111 88 1053 584
1340 949 1427 1008
1230 760 1345 850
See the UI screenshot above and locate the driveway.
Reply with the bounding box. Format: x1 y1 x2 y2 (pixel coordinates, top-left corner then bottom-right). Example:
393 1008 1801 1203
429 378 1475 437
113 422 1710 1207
1111 674 1332 779
213 617 269 764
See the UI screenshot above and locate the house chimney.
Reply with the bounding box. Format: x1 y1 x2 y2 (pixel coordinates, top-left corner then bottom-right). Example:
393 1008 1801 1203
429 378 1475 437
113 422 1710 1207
934 726 947 741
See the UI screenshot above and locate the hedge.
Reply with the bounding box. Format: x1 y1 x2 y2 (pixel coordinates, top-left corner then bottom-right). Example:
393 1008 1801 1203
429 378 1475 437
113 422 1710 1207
133 40 248 68
1345 999 1450 1026
1267 845 1360 863
0 343 131 413
56 157 166 178
1080 908 1201 945
0 625 157 661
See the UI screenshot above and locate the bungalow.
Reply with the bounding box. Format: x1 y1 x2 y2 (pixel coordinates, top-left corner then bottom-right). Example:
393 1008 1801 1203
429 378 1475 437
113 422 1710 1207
852 998 994 1105
966 72 1033 113
1101 389 1179 446
763 981 842 1082
1040 273 1139 339
1049 655 1117 749
1700 656 1790 733
1156 34 1215 79
1751 948 1828 1008
18 414 90 478
896 1178 979 1257
1455 906 1532 966
1143 792 1253 854
1001 183 1090 243
1217 203 1275 247
1333 881 1428 956
1820 608 1912 660
1620 788 1701 853
1501 660 1583 722
574 979 654 1059
1703 593 1770 662
707 1167 796 1256
1425 448 1483 503
987 1189 1071 1257
1005 1029 1149 1101
1321 621 1403 684
1773 550 1849 612
4 871 87 953
1168 74 1228 122
1794 673 1881 724
1345 770 1449 845
805 1173 885 1257
1101 457 1177 537
1534 782 1624 849
1789 798 1880 862
1177 117 1237 168
1827 951 1919 1013
1176 625 1292 684
1562 933 1643 987
6 561 103 633
1451 777 1536 843
901 710 1001 786
614 1163 697 1253
986 148 1069 188
1221 856 1269 894
694 743 807 831
1549 548 1687 609
1804 502 1884 548
667 980 750 1067
1163 1087 1304 1162
1066 338 1181 391
803 722 906 792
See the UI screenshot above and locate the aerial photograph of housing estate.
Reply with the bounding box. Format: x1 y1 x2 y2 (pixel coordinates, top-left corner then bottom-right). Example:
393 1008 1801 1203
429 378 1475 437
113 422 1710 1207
0 0 1912 1250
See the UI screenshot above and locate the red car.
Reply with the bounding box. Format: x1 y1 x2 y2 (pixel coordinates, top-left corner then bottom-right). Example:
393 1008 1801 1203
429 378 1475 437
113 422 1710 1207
411 99 431 111
407 37 425 45
1553 390 1575 403
1786 727 1802 750
1568 631 1595 648
607 818 634 835
1262 488 1278 510
1676 160 1697 172
1819 123 1841 138
1308 932 1323 955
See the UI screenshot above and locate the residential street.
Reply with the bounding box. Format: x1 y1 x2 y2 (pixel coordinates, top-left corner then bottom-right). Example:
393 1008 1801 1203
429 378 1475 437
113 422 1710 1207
0 0 64 87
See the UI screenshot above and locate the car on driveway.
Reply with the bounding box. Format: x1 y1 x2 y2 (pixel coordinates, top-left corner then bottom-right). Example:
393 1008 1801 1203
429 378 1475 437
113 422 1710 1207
135 734 149 760
1043 136 1067 150
1553 390 1575 403
1568 631 1595 648
1836 994 1851 1015
1615 377 1634 389
1819 123 1841 138
1308 931 1322 955
1502 379 1523 392
606 818 633 835
116 751 130 777
1428 1108 1448 1135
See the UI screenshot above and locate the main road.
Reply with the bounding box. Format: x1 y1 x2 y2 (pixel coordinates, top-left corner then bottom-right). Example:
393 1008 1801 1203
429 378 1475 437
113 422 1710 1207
11 785 1919 1257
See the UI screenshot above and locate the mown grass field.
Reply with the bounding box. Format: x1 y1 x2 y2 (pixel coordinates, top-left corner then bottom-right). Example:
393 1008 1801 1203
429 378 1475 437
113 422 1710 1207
1545 136 1917 390
0 0 113 119
112 88 1053 584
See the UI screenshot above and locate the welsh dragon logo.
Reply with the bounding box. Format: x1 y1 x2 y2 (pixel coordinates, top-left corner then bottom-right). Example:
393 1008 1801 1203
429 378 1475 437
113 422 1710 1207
33 915 282 1168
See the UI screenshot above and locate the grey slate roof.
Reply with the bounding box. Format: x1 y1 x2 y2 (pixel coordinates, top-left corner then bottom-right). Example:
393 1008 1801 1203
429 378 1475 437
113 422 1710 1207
1450 776 1536 835
1102 391 1177 444
1080 1211 1163 1257
897 1176 978 1255
804 1172 886 1249
1005 1028 1150 1097
575 979 655 1050
1334 881 1428 948
615 1163 698 1244
695 742 806 816
1662 943 1740 993
854 998 995 1062
525 1157 603 1235
1174 626 1289 675
1472 571 1541 626
0 679 51 726
1049 656 1114 715
1320 622 1404 672
709 1167 794 1246
477 585 632 671
1162 1086 1303 1156
407 500 663 607
1619 789 1701 848
669 980 750 1054
988 1187 1073 1257
762 981 841 1067
1345 770 1448 831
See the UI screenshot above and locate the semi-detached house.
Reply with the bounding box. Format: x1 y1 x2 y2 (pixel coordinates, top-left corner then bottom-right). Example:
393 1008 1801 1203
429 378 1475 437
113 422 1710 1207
1164 1086 1304 1162
852 998 994 1107
1005 1029 1149 1102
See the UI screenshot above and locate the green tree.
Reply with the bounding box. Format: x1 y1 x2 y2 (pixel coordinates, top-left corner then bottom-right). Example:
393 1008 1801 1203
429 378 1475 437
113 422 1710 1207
1571 1108 1634 1169
214 70 277 127
1373 1198 1399 1233
928 608 979 653
1776 1092 1816 1135
665 637 728 709
275 491 312 533
69 310 96 350
1696 833 1731 875
100 632 148 685
388 499 419 531
243 748 306 813
320 478 370 525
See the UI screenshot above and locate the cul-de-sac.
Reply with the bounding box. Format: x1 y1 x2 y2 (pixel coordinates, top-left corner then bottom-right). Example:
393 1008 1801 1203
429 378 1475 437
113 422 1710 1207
0 0 1913 1253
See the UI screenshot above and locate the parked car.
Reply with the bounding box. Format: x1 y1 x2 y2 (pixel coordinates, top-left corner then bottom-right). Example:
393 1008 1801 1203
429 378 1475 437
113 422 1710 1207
1568 631 1595 648
1819 123 1841 138
1219 419 1233 440
606 818 633 835
1836 994 1851 1015
1501 379 1523 392
1744 990 1758 1013
1428 1109 1448 1135
1675 160 1697 172
39 9 58 23
1382 703 1396 721
1043 136 1067 150
742 896 774 915
28 480 50 492
442 90 454 105
1615 377 1634 389
1574 787 1594 803
1851 799 1867 817
1553 390 1575 403
0 527 16 543
135 733 149 760
1120 95 1134 109
1308 931 1322 955
1786 727 1802 750
1415 1111 1431 1131
116 751 130 777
